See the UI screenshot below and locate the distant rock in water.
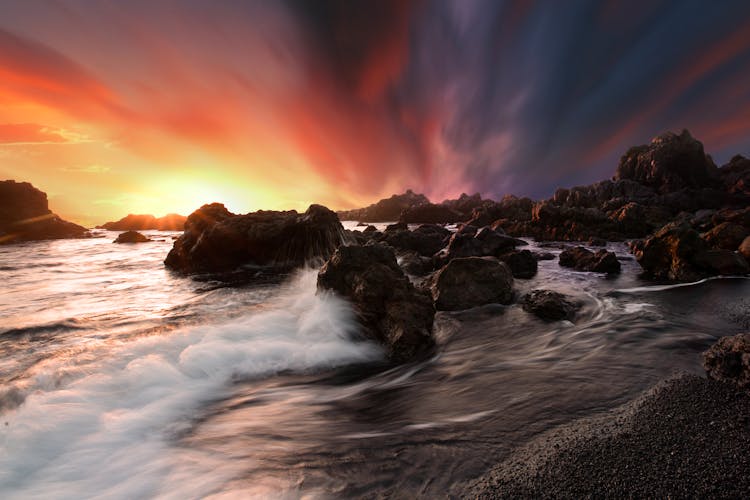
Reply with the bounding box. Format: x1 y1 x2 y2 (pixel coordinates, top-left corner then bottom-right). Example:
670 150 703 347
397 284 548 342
114 231 151 244
430 257 514 311
399 203 465 224
165 203 344 274
522 290 580 321
0 180 87 244
337 190 429 222
317 244 435 362
703 333 750 389
99 213 186 231
559 246 621 274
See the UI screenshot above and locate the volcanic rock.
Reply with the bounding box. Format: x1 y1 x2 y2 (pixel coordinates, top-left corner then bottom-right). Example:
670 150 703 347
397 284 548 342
430 257 514 311
317 244 435 362
337 190 429 222
498 249 538 279
522 290 580 321
703 333 750 389
165 203 344 274
114 231 151 243
559 246 621 274
0 180 87 244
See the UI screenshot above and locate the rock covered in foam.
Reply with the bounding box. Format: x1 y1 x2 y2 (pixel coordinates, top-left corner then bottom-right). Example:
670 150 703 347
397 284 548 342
317 243 435 362
165 203 344 274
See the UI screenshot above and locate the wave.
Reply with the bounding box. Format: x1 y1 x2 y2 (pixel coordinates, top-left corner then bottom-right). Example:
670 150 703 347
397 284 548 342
0 269 382 499
612 275 750 294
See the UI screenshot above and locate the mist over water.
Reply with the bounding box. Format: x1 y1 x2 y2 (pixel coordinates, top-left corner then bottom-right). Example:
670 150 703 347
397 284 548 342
1 231 748 498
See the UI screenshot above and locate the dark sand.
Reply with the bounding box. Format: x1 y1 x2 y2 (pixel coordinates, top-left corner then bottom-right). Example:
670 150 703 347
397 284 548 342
465 374 750 499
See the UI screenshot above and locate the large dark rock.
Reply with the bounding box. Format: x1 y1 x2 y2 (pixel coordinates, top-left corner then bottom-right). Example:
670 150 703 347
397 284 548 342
0 180 87 244
719 155 750 196
98 213 186 231
399 203 466 224
439 227 523 265
614 130 719 194
114 231 151 243
317 244 435 362
380 224 449 256
701 222 749 251
522 290 580 321
498 249 538 279
633 222 748 280
559 246 621 274
430 257 514 311
165 203 344 274
441 192 486 217
337 190 429 222
703 333 750 389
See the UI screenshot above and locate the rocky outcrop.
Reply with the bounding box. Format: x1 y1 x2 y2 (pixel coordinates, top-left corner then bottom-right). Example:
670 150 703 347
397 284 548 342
430 257 514 311
701 222 749 251
719 155 750 196
0 180 87 244
739 236 750 260
317 244 435 362
98 213 186 231
703 333 750 389
165 203 344 274
113 231 150 243
614 129 719 193
522 290 580 321
399 203 465 224
498 249 538 279
438 227 524 265
337 190 429 222
634 222 749 281
559 247 621 274
379 224 450 256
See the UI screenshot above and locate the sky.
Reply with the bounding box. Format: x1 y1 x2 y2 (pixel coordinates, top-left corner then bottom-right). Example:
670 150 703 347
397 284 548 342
1 0 750 226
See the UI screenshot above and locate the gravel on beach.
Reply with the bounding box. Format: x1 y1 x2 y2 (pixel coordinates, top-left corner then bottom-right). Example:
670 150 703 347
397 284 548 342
466 374 750 499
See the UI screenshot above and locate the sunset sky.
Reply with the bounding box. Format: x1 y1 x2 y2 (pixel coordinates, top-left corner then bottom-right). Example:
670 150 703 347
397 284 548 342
2 0 750 226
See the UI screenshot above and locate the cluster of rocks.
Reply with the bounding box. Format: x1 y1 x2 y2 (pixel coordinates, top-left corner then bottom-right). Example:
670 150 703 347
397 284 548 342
0 180 88 244
98 213 186 231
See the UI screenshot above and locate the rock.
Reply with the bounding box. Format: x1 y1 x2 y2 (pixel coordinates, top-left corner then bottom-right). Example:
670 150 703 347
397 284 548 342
615 129 719 194
399 203 466 224
739 236 750 260
380 224 448 256
702 222 749 251
397 251 434 276
587 237 607 247
719 155 750 196
363 225 378 233
0 180 88 244
165 203 344 274
632 222 747 280
534 252 556 261
113 231 151 243
522 290 580 321
98 213 186 231
440 192 486 217
498 249 538 279
385 222 408 232
317 244 435 362
430 257 514 311
559 246 621 274
703 333 750 388
337 190 430 222
438 227 522 264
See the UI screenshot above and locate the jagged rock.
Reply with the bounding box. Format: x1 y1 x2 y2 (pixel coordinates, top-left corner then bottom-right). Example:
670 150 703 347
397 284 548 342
165 203 343 274
702 222 749 251
397 251 434 276
739 236 750 260
609 202 671 236
399 203 466 224
385 222 408 232
719 155 750 196
441 192 486 216
380 224 449 257
113 231 151 243
703 333 750 388
438 227 523 265
559 246 621 274
363 225 378 233
317 244 435 362
498 249 538 279
337 190 430 222
430 257 514 311
615 130 719 194
0 180 87 244
522 290 580 321
98 213 186 231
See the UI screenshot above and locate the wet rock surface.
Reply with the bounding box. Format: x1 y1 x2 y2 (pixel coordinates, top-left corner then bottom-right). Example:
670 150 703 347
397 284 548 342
430 257 514 311
522 290 580 321
703 333 750 388
559 246 621 274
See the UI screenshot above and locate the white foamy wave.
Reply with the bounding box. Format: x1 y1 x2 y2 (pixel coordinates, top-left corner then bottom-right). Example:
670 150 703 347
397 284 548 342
0 269 382 499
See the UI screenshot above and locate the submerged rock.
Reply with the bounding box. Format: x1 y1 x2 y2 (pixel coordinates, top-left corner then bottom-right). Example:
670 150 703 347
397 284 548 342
317 244 435 362
114 231 151 243
703 333 750 389
522 290 580 321
430 257 514 311
165 203 344 274
559 246 621 274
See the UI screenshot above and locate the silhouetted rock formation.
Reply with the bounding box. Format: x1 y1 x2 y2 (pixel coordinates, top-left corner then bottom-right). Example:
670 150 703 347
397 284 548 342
0 180 87 244
379 224 450 257
165 203 344 274
430 257 514 311
317 244 435 362
703 333 750 389
113 231 151 243
437 227 525 266
522 290 580 321
99 213 186 231
337 190 429 222
399 203 465 224
559 246 621 274
719 155 750 196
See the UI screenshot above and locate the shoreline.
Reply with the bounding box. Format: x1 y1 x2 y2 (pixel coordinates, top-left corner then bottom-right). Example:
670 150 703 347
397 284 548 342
463 373 750 498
